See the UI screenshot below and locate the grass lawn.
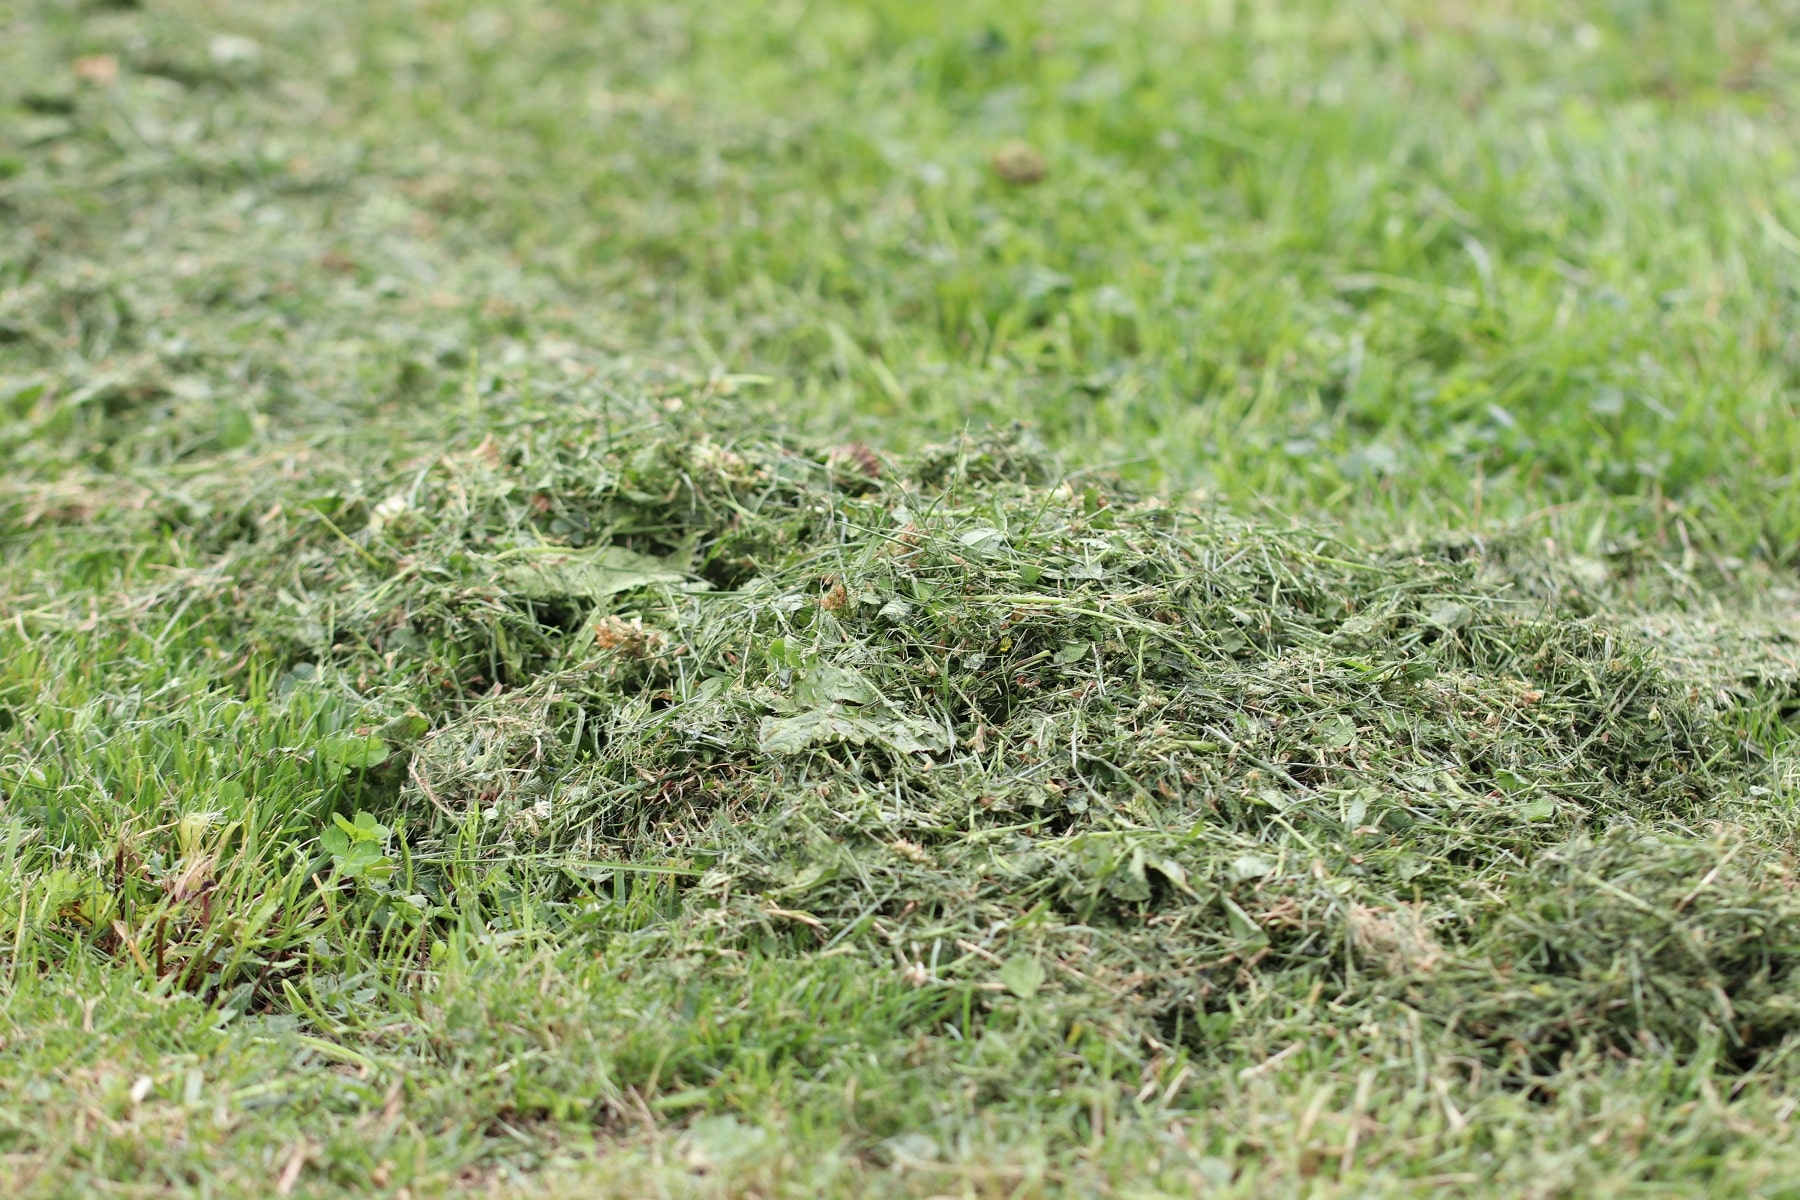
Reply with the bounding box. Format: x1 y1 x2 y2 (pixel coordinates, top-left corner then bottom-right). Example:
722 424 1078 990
7 0 1800 1194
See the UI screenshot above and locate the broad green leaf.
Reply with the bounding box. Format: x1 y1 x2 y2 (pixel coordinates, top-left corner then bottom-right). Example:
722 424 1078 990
776 864 830 896
1426 601 1471 631
1220 895 1268 946
494 544 681 600
795 663 882 708
957 527 1007 557
334 811 391 842
1231 854 1275 882
756 708 871 754
1520 795 1557 821
1104 846 1152 903
1313 714 1357 748
1149 855 1198 897
377 712 430 741
757 707 950 756
352 811 389 836
318 733 391 773
998 956 1046 1000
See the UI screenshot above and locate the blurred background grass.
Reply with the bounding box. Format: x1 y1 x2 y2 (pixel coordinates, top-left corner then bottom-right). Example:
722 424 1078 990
8 1 1800 553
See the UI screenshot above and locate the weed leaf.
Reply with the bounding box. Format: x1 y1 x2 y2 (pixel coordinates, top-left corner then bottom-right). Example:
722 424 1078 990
496 544 682 600
999 956 1046 1000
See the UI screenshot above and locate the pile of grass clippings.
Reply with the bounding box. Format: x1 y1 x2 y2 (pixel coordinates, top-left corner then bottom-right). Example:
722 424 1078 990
106 406 1790 1091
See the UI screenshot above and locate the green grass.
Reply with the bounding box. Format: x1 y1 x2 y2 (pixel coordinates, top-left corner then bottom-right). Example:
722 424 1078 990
6 0 1800 1195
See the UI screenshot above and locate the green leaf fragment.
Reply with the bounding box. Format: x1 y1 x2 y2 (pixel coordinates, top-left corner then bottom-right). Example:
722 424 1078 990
494 544 683 600
998 956 1046 999
317 733 391 774
1427 601 1471 631
757 707 951 756
1520 795 1557 821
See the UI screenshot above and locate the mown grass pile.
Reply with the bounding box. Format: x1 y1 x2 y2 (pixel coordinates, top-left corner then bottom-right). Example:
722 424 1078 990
9 0 1800 1196
14 387 1800 1193
266 408 1792 1042
335 412 1783 1068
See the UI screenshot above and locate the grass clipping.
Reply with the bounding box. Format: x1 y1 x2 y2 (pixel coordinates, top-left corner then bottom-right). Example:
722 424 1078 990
224 417 1794 1073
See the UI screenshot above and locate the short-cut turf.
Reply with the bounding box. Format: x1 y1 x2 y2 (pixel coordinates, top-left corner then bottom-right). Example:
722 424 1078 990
6 1 1800 1197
